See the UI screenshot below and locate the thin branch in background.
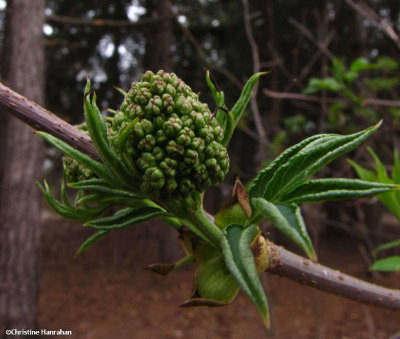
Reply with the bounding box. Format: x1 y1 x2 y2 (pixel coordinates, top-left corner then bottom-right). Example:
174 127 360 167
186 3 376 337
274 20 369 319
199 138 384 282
388 329 400 339
263 88 400 108
242 0 267 167
173 15 242 89
345 0 400 50
284 29 336 93
362 305 376 339
358 244 382 281
288 17 335 60
315 1 330 132
2 81 400 312
46 14 174 28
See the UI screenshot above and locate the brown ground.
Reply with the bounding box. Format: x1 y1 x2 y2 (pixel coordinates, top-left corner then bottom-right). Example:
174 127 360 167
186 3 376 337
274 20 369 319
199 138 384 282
38 211 400 339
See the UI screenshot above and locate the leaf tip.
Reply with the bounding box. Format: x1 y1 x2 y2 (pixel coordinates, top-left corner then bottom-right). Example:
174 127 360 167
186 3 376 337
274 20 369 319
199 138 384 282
375 119 383 129
259 70 272 77
261 312 271 330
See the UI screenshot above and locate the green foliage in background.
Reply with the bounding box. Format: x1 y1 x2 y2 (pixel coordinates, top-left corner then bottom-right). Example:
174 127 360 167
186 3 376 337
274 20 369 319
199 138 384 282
304 56 399 130
349 148 400 272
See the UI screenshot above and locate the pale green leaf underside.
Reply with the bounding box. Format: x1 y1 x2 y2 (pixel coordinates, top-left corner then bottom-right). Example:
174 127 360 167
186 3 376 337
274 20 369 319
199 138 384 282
221 224 270 327
251 198 316 260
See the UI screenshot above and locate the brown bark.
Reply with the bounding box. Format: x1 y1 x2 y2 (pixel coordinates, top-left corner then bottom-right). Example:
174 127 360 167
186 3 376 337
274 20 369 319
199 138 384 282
266 242 400 310
0 0 45 335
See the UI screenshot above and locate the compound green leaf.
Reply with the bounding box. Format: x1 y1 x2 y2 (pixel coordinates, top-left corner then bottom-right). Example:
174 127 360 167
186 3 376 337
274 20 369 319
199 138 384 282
265 122 381 202
249 134 332 201
280 178 397 203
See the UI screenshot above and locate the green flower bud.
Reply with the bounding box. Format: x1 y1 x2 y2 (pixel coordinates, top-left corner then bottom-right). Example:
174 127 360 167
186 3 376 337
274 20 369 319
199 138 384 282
146 96 162 115
62 124 96 183
156 129 168 145
162 93 175 114
163 116 182 138
184 149 199 165
150 79 166 95
175 95 192 115
143 167 165 189
165 84 176 97
159 157 177 177
141 119 154 134
133 122 145 139
166 140 185 157
152 146 164 161
111 70 229 199
141 70 154 82
137 152 156 171
138 134 156 151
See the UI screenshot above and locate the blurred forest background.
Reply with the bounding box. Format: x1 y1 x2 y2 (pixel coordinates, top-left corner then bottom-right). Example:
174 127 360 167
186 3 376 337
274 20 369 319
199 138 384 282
1 0 400 338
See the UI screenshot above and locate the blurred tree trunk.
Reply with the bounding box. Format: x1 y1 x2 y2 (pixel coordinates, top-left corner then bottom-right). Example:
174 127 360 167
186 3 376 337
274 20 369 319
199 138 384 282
0 0 45 335
143 0 173 72
0 0 13 192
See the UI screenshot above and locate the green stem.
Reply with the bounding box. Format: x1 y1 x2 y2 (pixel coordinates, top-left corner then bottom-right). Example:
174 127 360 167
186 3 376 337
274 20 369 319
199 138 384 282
160 216 182 229
174 254 195 269
184 207 222 248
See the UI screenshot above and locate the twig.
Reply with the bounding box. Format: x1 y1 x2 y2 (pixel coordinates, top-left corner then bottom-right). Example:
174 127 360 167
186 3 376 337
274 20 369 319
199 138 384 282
358 244 382 281
2 84 400 312
388 329 400 339
345 0 400 50
285 29 336 93
173 16 242 89
288 17 335 60
266 241 400 311
263 88 400 108
242 0 267 166
0 82 99 161
46 14 173 28
362 304 376 339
